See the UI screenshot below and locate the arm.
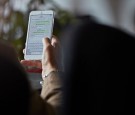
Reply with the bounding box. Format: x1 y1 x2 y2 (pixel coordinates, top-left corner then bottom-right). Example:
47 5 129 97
41 71 62 112
29 71 62 115
21 36 62 115
41 37 62 113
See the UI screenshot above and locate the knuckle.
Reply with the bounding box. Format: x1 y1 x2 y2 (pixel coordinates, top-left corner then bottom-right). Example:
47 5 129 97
45 44 52 52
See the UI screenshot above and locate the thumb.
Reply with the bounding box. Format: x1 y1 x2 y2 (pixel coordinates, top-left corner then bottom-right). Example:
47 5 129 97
42 38 52 60
42 37 51 49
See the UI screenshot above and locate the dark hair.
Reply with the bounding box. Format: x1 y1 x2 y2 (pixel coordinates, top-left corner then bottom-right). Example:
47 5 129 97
0 56 31 115
62 17 135 113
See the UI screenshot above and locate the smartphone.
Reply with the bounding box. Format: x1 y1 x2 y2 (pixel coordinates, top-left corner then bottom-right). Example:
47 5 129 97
24 10 54 60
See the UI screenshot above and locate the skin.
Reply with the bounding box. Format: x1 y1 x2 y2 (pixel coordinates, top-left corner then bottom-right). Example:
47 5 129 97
21 36 60 79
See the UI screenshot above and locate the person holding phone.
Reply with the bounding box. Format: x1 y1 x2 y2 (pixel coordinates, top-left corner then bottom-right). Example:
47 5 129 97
0 36 62 115
25 11 54 60
23 36 62 114
20 10 62 115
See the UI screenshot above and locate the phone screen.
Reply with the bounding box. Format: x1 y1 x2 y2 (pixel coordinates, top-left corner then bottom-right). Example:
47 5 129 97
26 14 53 55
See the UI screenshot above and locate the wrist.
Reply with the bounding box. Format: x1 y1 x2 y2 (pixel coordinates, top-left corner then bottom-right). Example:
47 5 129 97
40 70 61 86
42 64 58 79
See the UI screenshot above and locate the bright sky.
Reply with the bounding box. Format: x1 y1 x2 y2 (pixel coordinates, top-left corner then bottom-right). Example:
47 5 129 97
11 0 135 35
11 0 30 12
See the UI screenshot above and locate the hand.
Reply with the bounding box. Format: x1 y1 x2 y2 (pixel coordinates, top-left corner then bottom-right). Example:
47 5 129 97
21 36 61 77
42 36 60 79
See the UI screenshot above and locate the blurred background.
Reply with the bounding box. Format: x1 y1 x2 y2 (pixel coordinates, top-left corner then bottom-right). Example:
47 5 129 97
0 0 135 60
0 0 75 59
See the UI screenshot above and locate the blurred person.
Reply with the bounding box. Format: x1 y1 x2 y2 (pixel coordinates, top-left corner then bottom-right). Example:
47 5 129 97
4 0 135 114
22 18 135 113
21 0 135 113
61 17 135 113
0 37 62 115
49 3 135 112
0 41 31 115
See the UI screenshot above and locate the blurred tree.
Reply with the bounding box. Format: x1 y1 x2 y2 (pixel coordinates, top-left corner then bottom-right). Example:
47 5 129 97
27 0 75 36
0 0 28 59
0 0 74 59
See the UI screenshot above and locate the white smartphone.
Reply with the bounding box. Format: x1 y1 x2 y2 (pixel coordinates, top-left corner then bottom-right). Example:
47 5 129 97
24 10 54 60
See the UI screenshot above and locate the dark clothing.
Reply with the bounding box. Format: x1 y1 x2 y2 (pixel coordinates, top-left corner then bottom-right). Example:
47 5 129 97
62 17 135 113
0 42 62 115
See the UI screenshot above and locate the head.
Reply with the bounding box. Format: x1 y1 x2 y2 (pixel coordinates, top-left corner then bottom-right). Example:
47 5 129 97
62 18 135 113
0 41 31 115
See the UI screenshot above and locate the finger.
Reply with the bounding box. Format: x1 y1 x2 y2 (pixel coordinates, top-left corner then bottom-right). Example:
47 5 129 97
23 49 25 54
42 37 51 49
42 38 52 60
51 36 59 47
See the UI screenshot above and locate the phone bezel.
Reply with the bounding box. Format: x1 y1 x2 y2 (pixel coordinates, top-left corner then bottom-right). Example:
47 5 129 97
24 10 54 60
